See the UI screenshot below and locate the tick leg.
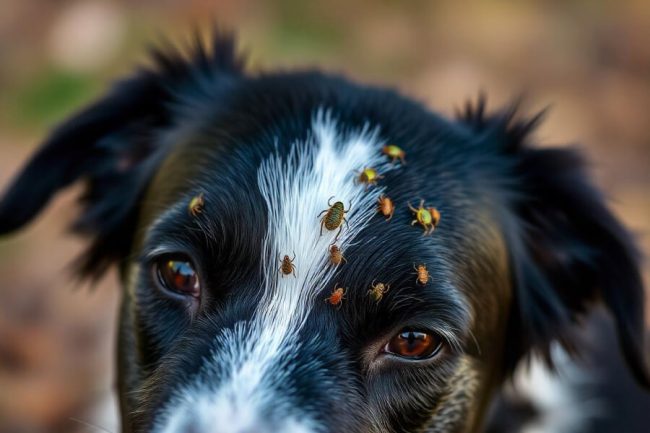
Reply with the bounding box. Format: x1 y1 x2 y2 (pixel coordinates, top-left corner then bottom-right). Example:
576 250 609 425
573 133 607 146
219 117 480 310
411 220 417 226
334 224 343 242
317 210 327 217
327 196 335 207
320 220 325 236
408 202 416 212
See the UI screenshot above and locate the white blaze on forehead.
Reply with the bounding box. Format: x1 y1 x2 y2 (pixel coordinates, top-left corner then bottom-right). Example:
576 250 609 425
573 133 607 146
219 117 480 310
256 110 391 347
155 112 392 432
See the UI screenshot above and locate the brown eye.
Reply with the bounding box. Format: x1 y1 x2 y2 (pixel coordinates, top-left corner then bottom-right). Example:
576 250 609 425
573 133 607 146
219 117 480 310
383 329 442 360
155 258 201 298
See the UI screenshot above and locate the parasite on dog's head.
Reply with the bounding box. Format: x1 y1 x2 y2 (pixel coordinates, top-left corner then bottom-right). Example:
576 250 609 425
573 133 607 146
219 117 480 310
382 144 406 165
356 167 384 189
328 243 346 266
377 194 395 221
0 32 648 433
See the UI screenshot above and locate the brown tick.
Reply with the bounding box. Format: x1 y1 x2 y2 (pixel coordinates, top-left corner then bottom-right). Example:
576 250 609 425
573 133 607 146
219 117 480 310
329 244 347 266
368 280 390 303
279 253 297 277
377 194 395 221
414 263 430 285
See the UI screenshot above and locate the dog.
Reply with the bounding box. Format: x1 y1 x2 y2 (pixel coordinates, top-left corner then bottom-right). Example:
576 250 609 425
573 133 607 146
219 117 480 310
0 33 648 433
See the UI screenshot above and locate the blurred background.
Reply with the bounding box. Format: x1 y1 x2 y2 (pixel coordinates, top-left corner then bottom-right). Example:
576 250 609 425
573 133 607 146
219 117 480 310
0 1 648 432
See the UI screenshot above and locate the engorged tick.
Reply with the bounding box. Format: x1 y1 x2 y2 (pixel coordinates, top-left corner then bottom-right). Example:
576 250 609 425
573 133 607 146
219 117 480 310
326 286 346 308
188 193 205 217
408 199 440 235
414 263 430 285
356 167 384 189
382 144 406 165
377 194 395 221
318 196 350 241
368 280 390 303
279 253 297 278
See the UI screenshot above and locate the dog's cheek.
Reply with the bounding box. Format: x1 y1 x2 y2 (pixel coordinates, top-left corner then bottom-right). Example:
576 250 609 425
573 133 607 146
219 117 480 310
365 355 461 432
126 262 192 370
424 356 481 433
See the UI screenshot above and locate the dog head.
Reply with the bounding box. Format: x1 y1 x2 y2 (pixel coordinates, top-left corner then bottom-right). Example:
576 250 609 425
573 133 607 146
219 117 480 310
1 34 647 433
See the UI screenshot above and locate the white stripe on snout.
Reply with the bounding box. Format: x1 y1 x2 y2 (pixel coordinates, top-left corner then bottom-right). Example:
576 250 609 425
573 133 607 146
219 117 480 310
155 111 392 433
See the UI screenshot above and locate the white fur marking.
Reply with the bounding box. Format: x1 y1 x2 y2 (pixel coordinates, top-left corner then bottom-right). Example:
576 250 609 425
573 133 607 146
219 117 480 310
513 345 603 433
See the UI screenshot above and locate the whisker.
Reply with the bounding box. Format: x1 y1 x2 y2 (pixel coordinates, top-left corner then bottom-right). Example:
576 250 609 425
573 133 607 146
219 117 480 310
69 417 114 433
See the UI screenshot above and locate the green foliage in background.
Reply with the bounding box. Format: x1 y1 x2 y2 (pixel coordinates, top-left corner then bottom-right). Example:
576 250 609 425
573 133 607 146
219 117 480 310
3 68 100 133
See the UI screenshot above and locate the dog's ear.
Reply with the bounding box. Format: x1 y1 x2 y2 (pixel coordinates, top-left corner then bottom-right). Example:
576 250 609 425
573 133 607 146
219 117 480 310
459 97 649 387
0 33 243 279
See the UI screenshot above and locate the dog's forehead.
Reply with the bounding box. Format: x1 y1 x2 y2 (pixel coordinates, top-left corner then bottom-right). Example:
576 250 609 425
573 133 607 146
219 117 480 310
143 109 491 331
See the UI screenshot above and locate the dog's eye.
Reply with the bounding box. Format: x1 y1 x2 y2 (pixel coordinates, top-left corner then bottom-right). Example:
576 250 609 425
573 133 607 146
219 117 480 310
154 258 201 298
383 329 442 360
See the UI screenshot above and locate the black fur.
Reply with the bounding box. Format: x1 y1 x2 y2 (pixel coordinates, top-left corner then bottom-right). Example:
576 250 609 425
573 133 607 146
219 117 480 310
0 33 647 433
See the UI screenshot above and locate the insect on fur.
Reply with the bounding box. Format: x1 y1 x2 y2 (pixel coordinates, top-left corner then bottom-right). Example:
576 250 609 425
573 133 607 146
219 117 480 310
329 244 347 266
408 199 440 235
377 194 395 221
318 196 350 241
368 280 390 303
326 285 346 308
279 253 297 277
414 263 430 285
188 193 205 217
382 144 406 165
356 167 384 189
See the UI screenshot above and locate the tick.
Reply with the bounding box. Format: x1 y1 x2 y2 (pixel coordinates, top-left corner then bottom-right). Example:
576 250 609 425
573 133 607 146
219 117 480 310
279 253 297 277
356 167 384 189
188 193 205 217
329 244 347 266
414 263 430 285
382 144 406 165
377 194 395 221
408 199 440 235
368 280 390 303
326 286 346 308
318 196 350 240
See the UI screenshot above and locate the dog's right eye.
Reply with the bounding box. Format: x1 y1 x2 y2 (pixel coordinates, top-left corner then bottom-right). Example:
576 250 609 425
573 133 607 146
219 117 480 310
153 257 201 298
383 329 443 360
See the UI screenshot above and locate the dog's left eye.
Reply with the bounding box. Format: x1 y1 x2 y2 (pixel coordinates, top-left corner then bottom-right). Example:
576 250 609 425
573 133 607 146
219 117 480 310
153 257 201 298
383 329 443 360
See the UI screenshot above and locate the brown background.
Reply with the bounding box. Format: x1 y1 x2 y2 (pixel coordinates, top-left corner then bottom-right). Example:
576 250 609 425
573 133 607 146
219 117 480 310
0 1 649 432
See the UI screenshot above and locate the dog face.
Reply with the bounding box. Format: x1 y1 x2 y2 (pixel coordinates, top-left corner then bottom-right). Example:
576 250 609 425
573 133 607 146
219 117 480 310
1 35 647 433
